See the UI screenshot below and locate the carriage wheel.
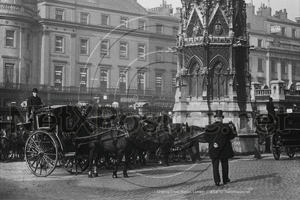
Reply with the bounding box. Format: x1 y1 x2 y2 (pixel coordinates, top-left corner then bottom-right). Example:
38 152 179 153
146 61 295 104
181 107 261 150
272 134 281 160
25 130 58 177
286 148 295 158
61 154 89 174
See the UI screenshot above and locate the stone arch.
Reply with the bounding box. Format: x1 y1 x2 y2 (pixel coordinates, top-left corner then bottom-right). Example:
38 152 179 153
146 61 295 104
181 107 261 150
186 56 205 98
209 55 229 99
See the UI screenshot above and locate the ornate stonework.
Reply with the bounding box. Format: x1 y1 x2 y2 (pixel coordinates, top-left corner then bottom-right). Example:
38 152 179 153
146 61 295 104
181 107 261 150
174 0 252 134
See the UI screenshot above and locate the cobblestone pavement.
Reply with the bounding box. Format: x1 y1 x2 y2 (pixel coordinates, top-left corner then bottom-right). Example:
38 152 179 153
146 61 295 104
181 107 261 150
1 153 300 200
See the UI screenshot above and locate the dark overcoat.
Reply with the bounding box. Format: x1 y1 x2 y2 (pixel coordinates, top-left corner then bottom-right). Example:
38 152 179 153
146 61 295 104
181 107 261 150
204 121 237 159
27 95 42 114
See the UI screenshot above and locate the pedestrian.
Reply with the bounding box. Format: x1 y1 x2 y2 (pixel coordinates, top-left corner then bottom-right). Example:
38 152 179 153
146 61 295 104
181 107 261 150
204 110 237 186
27 88 43 128
266 97 276 120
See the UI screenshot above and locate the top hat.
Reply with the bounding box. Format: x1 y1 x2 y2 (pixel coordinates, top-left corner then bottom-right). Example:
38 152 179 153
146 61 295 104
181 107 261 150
32 88 38 93
214 110 224 118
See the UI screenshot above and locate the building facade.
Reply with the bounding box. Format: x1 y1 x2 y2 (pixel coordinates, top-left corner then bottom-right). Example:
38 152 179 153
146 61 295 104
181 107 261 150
247 3 300 112
0 0 179 109
247 4 300 88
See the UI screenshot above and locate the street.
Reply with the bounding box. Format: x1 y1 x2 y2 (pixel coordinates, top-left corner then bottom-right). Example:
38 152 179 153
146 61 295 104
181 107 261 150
1 153 300 200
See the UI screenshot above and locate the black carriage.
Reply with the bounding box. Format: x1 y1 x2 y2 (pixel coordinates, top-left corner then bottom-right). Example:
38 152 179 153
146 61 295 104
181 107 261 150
24 105 92 177
272 112 300 160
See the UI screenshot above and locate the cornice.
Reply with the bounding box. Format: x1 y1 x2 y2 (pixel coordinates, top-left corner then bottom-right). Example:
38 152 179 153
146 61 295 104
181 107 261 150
265 18 300 27
0 14 39 25
39 0 148 18
40 19 176 42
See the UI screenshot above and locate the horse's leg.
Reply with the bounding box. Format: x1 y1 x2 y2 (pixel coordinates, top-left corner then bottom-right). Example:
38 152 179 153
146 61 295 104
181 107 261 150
123 147 133 178
93 144 99 177
88 142 96 178
112 154 120 178
163 145 170 166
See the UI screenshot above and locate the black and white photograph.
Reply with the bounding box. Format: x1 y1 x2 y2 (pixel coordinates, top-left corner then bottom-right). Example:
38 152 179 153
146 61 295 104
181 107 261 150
0 0 300 199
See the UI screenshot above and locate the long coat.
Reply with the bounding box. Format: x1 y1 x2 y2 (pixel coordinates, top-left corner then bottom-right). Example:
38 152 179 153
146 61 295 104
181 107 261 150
204 121 237 159
27 95 42 114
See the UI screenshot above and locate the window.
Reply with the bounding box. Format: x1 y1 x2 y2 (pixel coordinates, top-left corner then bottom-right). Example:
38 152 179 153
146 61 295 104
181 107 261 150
246 23 251 29
172 53 177 63
281 27 286 36
137 72 145 91
156 46 163 61
120 17 129 28
80 39 89 55
119 70 126 91
172 74 176 93
173 27 178 36
55 9 64 20
55 36 64 52
257 58 263 72
120 42 128 58
100 69 108 90
54 66 63 91
138 44 146 60
4 63 14 83
271 60 277 73
102 14 109 26
138 20 146 30
281 61 287 74
26 34 30 50
258 39 262 48
292 63 297 75
155 74 162 96
5 30 15 47
80 13 89 24
100 40 109 57
80 68 88 92
156 24 163 34
292 29 296 38
25 63 30 84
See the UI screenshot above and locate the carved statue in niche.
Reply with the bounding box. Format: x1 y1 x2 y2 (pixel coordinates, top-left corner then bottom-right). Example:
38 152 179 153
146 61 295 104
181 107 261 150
214 20 223 35
192 24 201 37
212 62 226 99
189 63 200 97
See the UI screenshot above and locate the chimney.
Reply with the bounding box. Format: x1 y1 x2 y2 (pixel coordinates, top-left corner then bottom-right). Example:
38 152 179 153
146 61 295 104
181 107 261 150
274 9 288 20
296 16 300 23
257 4 272 17
246 3 255 15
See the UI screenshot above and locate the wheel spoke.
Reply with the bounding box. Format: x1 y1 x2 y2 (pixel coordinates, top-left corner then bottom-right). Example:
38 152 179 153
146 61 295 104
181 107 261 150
44 154 56 167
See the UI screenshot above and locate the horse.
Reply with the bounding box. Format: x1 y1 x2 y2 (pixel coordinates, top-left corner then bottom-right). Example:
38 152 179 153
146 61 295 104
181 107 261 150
128 114 179 166
0 121 16 161
85 113 140 178
254 114 276 144
172 123 205 162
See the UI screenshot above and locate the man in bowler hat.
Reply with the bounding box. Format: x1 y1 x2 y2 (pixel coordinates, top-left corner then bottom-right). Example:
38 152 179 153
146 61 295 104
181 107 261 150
204 110 237 186
27 88 43 126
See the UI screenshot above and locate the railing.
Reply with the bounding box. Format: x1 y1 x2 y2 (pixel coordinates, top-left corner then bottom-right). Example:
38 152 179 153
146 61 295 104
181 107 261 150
255 89 271 96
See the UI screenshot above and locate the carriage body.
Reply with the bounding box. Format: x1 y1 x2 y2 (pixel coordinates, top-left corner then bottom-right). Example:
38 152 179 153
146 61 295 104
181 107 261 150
24 105 90 177
272 112 300 160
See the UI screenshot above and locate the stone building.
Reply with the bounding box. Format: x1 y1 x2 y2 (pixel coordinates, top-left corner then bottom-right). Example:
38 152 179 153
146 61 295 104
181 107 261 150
247 3 300 113
0 0 179 109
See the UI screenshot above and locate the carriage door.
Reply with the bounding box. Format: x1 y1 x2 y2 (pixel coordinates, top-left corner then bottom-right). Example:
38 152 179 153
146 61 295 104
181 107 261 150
54 66 63 91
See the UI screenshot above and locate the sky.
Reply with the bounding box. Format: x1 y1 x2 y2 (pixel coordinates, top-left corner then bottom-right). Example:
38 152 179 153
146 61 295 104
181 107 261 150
137 0 300 22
